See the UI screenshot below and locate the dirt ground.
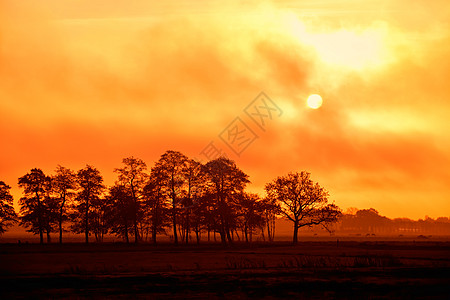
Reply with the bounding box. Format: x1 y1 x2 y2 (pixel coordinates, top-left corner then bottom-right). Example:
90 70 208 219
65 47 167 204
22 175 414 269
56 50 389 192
1 240 449 299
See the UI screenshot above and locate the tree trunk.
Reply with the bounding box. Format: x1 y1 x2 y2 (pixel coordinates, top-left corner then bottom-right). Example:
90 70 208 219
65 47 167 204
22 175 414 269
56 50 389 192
134 217 139 244
132 186 139 244
85 197 89 244
171 174 178 245
196 229 200 245
177 222 182 242
235 229 240 242
267 215 275 242
172 205 178 245
219 215 227 244
152 205 158 244
244 225 248 243
207 227 210 242
219 230 226 245
226 225 233 244
59 197 66 244
185 212 190 245
125 221 129 243
46 229 51 243
133 206 139 244
152 224 157 244
260 226 265 242
59 216 63 244
36 193 44 244
293 220 299 245
271 222 275 242
59 202 64 244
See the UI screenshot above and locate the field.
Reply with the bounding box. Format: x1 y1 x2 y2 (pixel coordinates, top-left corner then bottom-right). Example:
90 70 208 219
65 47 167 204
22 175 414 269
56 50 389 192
1 239 450 299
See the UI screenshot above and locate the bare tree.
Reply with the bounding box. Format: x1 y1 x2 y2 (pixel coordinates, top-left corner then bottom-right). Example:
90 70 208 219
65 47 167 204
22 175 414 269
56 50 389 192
114 156 148 243
179 159 204 244
90 195 109 242
0 181 17 235
153 150 188 245
107 184 134 243
265 171 341 244
72 165 105 244
18 168 51 244
237 192 264 243
143 167 171 244
203 157 250 245
260 196 279 242
52 165 77 244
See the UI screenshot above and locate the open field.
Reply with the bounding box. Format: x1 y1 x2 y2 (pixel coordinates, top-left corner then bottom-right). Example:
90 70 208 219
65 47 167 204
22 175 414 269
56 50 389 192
1 240 450 299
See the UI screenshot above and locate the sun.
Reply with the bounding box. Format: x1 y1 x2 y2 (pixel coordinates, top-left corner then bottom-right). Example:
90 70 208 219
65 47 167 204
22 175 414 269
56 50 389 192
307 94 323 109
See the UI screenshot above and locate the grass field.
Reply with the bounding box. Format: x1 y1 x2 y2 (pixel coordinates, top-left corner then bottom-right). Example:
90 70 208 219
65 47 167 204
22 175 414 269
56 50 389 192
1 240 449 299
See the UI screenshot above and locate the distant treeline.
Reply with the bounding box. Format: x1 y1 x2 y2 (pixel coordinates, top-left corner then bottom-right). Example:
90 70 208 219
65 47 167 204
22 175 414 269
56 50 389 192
337 208 450 236
0 150 340 245
297 208 450 236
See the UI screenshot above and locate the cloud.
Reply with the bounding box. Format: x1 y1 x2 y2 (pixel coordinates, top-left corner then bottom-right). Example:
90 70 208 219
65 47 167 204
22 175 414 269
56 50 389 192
235 7 450 218
0 1 313 187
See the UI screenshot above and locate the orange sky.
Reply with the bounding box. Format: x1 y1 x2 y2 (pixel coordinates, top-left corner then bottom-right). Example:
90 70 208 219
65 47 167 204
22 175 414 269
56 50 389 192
1 0 449 219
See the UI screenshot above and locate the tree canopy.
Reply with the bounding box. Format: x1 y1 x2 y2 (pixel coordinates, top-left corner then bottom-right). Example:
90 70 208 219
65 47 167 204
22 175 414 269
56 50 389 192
71 165 105 244
18 168 50 244
0 181 17 235
265 171 341 244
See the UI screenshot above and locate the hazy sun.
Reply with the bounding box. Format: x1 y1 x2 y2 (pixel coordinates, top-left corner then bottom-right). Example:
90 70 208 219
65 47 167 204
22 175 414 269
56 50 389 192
307 94 323 109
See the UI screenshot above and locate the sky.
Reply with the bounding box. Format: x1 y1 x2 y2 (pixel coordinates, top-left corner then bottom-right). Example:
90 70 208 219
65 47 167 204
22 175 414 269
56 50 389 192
1 0 449 220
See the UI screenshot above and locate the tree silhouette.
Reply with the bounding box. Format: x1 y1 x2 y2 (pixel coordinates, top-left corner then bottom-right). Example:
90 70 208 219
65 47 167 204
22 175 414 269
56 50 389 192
51 165 77 244
338 208 391 235
0 181 17 235
180 159 209 244
90 195 109 242
153 150 189 244
260 196 279 242
9 153 350 243
265 171 341 244
237 192 264 243
107 184 134 243
203 157 250 245
114 156 148 243
18 168 50 244
143 167 171 244
178 159 204 244
42 192 59 243
355 208 388 233
71 165 105 244
200 192 219 242
189 194 209 244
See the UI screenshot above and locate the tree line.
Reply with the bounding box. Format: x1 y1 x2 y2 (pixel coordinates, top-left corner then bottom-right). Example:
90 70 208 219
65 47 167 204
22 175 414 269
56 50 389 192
336 208 450 236
0 150 341 245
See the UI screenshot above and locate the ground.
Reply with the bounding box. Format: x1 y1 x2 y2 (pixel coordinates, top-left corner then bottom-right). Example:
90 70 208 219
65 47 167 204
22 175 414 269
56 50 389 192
1 239 449 299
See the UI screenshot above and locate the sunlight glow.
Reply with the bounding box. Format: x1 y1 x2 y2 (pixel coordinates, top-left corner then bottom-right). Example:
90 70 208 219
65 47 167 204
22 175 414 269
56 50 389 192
347 110 434 133
307 94 323 109
289 19 388 70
